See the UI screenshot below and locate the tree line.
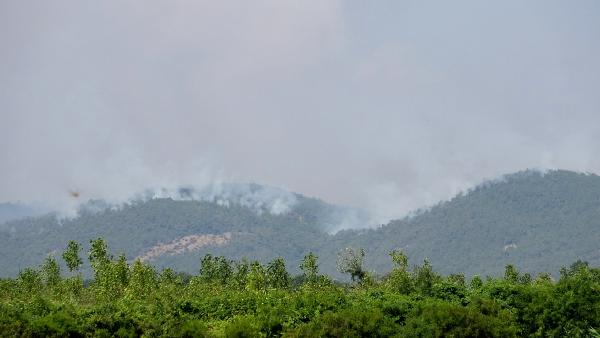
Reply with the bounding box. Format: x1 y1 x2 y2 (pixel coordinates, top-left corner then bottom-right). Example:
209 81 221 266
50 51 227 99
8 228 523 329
1 238 600 337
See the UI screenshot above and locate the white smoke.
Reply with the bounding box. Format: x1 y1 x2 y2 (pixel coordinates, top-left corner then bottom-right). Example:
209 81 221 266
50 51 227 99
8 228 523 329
142 182 298 215
57 181 299 220
2 1 600 229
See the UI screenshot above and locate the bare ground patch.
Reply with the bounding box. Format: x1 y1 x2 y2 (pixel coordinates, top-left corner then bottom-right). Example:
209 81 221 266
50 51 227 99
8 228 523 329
138 232 232 262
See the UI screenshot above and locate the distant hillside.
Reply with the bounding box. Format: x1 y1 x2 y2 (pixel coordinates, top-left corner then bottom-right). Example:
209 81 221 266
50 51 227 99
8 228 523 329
1 170 600 279
334 170 600 277
0 184 368 277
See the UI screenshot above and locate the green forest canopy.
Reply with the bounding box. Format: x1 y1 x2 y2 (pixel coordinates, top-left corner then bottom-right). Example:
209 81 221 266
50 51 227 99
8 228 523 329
1 238 600 337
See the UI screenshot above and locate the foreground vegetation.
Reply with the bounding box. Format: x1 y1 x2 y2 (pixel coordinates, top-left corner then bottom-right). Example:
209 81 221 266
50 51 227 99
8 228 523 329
1 240 600 337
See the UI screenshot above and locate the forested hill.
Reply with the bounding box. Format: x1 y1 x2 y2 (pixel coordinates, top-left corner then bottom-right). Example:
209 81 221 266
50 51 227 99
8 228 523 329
1 170 600 279
0 184 368 277
336 169 600 277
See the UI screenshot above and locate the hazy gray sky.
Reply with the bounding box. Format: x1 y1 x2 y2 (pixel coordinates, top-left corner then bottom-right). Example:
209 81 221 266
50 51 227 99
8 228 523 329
2 1 600 221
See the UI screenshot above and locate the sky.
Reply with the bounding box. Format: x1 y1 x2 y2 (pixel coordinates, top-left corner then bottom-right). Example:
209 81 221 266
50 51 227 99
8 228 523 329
1 1 600 223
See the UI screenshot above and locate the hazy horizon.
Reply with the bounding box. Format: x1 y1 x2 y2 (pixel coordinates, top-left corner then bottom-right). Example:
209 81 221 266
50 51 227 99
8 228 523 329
2 1 600 224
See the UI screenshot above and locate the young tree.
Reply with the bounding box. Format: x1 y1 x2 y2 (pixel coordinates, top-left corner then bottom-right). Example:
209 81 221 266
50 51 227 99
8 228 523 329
41 255 61 288
87 238 124 299
337 248 366 283
470 275 484 290
128 259 157 299
504 264 519 283
114 253 129 287
200 254 233 284
62 240 83 272
232 259 251 289
390 249 409 271
414 258 439 295
89 238 110 271
159 268 180 285
387 249 413 294
267 257 290 289
503 265 532 285
247 261 268 291
299 252 319 283
17 268 42 293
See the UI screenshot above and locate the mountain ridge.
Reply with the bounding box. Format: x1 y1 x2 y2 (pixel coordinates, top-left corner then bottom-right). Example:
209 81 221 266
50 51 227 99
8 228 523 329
1 169 599 279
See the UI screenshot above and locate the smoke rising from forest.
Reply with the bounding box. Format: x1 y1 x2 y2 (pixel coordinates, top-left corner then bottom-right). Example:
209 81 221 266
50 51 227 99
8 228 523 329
2 1 600 225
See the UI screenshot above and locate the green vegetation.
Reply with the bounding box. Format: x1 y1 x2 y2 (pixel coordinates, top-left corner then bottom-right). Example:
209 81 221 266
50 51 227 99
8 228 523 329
342 169 600 277
2 239 600 337
2 170 600 280
0 194 346 278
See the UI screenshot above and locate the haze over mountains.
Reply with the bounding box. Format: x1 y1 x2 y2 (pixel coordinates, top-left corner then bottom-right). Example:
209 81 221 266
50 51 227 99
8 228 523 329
1 169 599 279
0 202 48 224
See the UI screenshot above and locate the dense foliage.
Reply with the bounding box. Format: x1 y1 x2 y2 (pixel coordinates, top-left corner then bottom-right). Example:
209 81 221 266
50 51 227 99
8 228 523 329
2 240 600 337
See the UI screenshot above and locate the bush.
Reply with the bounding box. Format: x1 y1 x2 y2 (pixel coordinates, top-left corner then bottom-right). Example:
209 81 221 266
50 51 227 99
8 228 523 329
287 307 401 337
399 299 518 338
177 319 210 338
224 316 261 338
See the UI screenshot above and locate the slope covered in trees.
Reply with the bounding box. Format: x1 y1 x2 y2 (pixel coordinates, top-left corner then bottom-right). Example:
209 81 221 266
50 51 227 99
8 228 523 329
338 170 600 277
0 186 366 277
1 170 600 279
